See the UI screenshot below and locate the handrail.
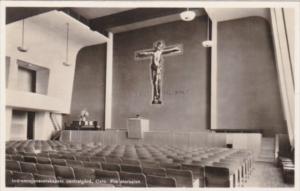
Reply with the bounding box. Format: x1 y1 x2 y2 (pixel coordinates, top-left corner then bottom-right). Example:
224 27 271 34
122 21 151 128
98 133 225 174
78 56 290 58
49 112 62 140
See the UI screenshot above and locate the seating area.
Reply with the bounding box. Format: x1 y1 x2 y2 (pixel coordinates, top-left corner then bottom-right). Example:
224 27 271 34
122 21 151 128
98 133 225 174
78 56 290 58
6 140 254 187
275 134 294 185
278 157 294 184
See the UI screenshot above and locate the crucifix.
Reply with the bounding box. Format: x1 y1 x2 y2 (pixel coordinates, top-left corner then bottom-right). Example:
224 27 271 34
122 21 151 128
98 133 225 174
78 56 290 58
135 40 183 104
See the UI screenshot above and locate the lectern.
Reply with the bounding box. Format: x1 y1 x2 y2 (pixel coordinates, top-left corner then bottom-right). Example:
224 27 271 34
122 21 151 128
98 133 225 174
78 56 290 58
127 117 149 139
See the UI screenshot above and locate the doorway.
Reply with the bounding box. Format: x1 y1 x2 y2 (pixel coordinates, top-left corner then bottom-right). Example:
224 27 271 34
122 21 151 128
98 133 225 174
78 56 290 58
11 110 35 140
27 111 35 139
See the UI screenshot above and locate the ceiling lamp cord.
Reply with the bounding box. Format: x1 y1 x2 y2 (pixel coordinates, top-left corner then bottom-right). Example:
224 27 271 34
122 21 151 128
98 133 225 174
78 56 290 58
17 19 28 52
63 23 71 66
202 15 213 48
207 16 210 40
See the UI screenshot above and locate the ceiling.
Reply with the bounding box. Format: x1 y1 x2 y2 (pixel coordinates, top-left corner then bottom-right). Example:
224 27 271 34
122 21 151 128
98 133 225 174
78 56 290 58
6 8 271 24
5 8 135 24
89 8 205 34
72 8 134 19
6 8 204 35
205 8 270 23
7 10 108 49
70 8 271 23
6 8 272 35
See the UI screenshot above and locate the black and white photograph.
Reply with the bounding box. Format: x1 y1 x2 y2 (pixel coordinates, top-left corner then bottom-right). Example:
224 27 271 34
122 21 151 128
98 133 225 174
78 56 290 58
0 1 299 189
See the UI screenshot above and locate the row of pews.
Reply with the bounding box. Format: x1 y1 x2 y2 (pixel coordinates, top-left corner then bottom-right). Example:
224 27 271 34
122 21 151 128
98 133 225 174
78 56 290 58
6 140 254 187
275 134 294 185
278 157 294 184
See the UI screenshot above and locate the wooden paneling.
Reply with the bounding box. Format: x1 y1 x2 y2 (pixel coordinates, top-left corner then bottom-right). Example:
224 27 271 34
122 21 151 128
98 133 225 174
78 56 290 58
147 132 173 146
60 131 262 158
226 133 262 159
189 132 205 147
246 134 262 156
215 133 227 147
61 130 229 148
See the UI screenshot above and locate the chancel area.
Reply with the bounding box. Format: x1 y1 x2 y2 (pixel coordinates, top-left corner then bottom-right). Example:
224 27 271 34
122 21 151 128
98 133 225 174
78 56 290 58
4 7 296 188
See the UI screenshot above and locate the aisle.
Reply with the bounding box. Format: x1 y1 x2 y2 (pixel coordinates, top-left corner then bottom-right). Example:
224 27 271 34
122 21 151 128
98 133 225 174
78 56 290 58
245 162 293 187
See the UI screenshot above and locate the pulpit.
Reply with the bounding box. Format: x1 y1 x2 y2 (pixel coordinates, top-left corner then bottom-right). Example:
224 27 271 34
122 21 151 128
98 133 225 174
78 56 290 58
127 117 149 139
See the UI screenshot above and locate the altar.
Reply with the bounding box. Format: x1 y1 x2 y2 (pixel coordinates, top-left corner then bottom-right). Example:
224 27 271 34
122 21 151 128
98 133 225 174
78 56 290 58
65 120 102 131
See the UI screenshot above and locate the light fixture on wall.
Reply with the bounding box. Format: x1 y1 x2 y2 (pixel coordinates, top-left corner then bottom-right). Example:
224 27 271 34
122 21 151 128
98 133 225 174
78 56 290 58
180 8 196 21
63 23 71 67
202 16 213 48
17 19 28 52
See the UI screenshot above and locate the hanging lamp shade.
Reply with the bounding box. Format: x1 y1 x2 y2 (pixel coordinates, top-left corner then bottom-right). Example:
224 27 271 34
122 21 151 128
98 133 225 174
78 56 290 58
202 16 213 48
180 8 196 21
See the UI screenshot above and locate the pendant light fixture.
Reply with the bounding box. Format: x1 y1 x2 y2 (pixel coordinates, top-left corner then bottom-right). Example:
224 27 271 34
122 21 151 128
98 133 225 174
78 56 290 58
17 19 28 52
202 16 213 48
180 8 196 21
63 23 71 67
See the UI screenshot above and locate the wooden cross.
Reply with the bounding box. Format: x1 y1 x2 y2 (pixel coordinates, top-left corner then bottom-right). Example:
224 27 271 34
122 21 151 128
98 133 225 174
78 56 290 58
135 40 183 104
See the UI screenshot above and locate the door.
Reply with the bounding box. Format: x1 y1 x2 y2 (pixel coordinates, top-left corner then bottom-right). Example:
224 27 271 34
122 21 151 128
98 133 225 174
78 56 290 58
27 111 35 139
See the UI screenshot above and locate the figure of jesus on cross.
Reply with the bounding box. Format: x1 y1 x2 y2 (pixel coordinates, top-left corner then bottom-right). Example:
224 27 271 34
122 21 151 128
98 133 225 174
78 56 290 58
135 40 183 104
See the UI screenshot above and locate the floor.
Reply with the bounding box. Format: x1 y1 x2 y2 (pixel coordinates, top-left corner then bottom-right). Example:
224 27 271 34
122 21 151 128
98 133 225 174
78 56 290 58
245 162 293 187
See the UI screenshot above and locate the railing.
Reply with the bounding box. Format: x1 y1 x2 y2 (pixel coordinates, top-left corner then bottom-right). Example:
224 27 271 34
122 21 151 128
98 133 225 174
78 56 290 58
50 112 62 140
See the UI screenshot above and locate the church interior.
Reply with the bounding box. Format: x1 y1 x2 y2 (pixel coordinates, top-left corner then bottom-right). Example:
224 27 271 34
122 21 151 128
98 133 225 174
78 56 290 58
3 6 296 188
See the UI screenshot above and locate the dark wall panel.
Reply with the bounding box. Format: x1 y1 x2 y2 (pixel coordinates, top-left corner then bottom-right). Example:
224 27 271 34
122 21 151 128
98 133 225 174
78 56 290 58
112 16 210 131
217 17 286 136
65 44 106 127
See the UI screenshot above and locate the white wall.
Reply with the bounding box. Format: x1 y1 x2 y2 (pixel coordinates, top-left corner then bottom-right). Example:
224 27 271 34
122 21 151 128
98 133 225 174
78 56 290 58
5 10 107 140
5 57 10 88
283 8 295 68
36 69 49 95
6 10 107 113
6 90 66 112
7 17 79 113
6 108 12 141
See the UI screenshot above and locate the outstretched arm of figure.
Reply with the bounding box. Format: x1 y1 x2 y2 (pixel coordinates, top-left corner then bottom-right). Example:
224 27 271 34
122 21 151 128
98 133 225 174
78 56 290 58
162 46 182 55
135 50 154 58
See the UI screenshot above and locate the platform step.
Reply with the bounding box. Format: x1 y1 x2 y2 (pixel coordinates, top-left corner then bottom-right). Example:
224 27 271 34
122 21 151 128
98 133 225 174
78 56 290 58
257 137 275 163
256 156 276 162
258 153 275 158
260 149 275 155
